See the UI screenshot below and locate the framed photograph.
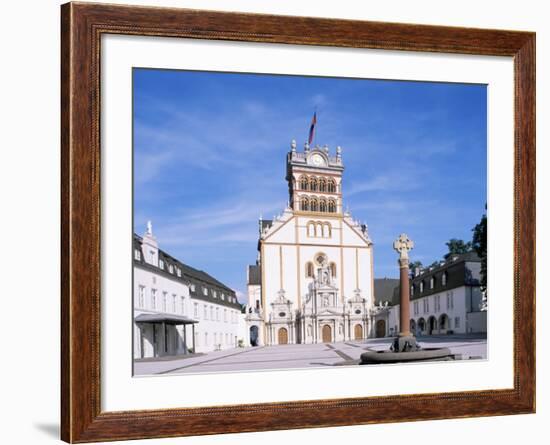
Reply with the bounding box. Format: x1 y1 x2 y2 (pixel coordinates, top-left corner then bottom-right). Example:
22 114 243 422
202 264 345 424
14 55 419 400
61 2 535 442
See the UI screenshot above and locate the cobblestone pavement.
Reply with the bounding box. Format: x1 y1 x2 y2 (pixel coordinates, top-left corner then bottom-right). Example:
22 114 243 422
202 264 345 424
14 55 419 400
133 334 487 376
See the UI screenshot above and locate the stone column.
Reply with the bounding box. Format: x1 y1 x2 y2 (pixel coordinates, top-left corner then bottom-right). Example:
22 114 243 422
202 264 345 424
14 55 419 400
398 257 412 337
393 233 415 338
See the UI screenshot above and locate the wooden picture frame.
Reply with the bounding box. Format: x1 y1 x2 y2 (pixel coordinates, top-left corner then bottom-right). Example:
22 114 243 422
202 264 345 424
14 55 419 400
61 2 535 442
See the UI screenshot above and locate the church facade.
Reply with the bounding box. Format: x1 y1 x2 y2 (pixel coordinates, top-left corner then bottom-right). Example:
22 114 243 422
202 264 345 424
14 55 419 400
246 140 375 346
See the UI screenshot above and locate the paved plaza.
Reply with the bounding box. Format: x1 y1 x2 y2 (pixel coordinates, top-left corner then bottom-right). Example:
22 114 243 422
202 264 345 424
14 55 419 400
134 334 487 376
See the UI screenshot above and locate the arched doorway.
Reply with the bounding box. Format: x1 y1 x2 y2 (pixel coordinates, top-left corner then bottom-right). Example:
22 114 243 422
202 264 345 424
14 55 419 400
278 327 288 345
428 316 437 335
375 320 386 338
410 319 416 335
439 314 449 333
418 318 426 334
322 324 332 343
249 325 259 346
354 324 363 340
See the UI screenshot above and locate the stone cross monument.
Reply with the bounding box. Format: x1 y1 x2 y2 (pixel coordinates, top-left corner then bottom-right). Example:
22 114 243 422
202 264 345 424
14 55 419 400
360 233 453 362
393 233 414 338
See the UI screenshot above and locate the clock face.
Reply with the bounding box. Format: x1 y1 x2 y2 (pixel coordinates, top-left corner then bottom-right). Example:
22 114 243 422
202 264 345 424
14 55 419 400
309 153 326 167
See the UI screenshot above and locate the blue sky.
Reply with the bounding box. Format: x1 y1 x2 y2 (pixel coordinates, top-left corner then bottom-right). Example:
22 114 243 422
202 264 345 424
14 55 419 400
133 68 487 302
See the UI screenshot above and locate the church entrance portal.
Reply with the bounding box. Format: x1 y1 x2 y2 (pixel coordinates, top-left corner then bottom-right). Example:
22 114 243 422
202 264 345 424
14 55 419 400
376 320 386 338
249 325 259 346
354 324 363 340
278 327 288 345
322 324 332 343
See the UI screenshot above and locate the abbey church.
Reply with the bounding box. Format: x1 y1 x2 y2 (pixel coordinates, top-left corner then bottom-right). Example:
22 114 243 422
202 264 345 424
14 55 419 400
246 140 375 346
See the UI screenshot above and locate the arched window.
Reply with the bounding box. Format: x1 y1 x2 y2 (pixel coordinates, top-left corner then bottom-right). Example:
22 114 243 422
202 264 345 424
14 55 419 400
307 221 316 237
310 198 318 212
317 222 324 237
319 178 327 192
305 262 314 278
324 222 332 237
330 262 337 278
319 198 327 212
328 179 336 193
328 199 336 213
309 177 318 192
300 197 309 211
299 176 309 190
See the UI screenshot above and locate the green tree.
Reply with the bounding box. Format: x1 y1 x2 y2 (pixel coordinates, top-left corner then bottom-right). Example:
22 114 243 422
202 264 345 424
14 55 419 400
408 260 423 274
444 238 473 260
472 209 487 292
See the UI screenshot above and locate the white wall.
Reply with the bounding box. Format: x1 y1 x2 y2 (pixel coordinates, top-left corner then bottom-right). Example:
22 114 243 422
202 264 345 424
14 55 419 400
191 300 242 353
133 266 191 357
1 1 547 445
262 214 373 312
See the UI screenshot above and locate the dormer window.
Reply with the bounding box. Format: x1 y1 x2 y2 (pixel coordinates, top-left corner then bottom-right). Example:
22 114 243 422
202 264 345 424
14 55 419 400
202 286 208 296
442 272 448 286
134 249 141 261
169 264 174 274
430 277 435 289
159 259 164 269
190 284 196 292
420 281 424 292
176 268 181 277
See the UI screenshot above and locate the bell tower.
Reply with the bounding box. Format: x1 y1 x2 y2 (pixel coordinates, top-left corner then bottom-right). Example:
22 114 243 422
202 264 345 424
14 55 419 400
286 139 344 215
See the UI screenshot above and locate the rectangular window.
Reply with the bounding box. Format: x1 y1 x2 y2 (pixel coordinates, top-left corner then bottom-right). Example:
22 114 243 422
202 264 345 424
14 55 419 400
134 249 141 261
213 290 217 298
172 295 177 312
224 309 227 322
159 259 164 269
162 291 167 312
181 296 185 314
151 289 157 309
138 285 145 308
203 304 208 319
204 332 208 346
455 317 460 328
194 302 199 318
203 286 208 296
216 308 220 321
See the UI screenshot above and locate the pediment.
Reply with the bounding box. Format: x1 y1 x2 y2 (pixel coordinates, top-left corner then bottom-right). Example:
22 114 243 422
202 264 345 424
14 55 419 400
317 308 341 316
